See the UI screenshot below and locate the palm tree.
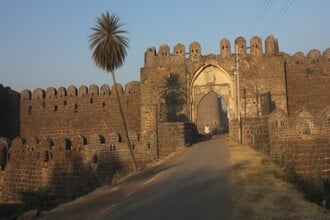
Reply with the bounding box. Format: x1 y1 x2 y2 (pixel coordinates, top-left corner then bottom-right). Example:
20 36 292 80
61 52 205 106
89 11 137 171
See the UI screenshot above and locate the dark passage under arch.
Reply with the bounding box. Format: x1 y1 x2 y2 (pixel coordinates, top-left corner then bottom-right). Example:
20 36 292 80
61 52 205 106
197 91 228 134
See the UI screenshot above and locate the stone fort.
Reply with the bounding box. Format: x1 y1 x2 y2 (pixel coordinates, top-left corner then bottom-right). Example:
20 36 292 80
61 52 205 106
0 35 329 202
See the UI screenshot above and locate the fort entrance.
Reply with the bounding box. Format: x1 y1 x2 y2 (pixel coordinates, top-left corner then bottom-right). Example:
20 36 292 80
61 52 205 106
189 63 236 133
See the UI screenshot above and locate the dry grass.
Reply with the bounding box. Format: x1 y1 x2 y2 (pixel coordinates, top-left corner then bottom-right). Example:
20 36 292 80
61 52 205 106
229 142 329 220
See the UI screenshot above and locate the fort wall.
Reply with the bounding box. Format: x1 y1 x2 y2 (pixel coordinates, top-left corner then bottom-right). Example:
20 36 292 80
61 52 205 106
20 82 141 140
267 108 330 177
0 122 195 202
0 132 153 202
158 122 197 158
0 85 20 138
286 49 330 115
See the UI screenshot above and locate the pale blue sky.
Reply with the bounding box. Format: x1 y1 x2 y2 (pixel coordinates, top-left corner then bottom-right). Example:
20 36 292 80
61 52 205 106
1 0 329 91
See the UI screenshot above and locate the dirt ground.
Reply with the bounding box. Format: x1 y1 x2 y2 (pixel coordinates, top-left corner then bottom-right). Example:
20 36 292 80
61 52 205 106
229 141 330 220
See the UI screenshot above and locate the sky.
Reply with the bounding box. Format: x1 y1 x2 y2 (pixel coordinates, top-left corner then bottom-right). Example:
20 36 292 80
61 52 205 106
0 0 329 92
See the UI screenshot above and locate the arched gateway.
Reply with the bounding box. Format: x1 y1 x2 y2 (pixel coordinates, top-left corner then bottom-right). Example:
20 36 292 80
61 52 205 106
189 62 237 133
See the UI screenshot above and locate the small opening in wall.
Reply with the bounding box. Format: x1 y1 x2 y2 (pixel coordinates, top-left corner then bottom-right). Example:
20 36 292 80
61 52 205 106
90 98 93 104
100 135 105 144
92 154 98 163
43 150 49 162
42 101 45 108
28 106 32 115
132 144 135 149
64 100 67 105
296 61 299 64
54 105 58 112
74 104 78 112
102 102 106 108
65 139 72 150
147 142 151 149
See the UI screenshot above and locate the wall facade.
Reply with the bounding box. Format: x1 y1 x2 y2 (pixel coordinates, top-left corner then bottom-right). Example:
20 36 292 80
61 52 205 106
141 36 289 143
158 122 197 158
286 49 330 115
0 85 19 138
141 35 329 177
0 132 154 202
20 82 141 140
267 108 330 177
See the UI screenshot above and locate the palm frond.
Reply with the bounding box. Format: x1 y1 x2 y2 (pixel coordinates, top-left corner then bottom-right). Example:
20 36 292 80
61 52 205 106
89 11 129 73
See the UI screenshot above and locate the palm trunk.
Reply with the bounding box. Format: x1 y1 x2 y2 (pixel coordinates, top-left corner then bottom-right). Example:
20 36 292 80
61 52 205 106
110 71 137 171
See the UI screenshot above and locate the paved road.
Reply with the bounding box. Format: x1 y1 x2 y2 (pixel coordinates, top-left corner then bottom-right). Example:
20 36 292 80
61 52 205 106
36 135 231 220
101 135 232 220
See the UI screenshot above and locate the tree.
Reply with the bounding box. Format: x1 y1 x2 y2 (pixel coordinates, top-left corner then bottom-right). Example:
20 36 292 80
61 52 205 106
160 73 187 122
89 12 137 171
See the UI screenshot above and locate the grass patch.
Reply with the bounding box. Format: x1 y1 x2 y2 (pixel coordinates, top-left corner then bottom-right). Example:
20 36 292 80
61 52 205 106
111 170 122 186
273 165 330 208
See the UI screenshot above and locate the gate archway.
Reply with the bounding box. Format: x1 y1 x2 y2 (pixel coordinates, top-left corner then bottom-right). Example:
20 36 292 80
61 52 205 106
189 63 236 133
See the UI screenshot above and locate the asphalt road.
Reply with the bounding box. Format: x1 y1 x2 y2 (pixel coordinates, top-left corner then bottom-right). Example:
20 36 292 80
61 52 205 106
101 135 232 220
35 135 231 220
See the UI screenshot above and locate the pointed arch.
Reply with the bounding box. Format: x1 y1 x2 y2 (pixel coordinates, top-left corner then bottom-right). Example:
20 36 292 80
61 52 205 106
189 62 235 123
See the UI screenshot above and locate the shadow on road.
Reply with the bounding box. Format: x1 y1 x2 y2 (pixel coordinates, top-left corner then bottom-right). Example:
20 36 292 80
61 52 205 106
101 135 232 220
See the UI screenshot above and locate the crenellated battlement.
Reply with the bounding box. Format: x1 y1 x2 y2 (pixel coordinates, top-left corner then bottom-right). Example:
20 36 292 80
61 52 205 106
291 48 330 60
0 131 143 168
21 81 140 101
144 35 330 68
144 35 283 66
